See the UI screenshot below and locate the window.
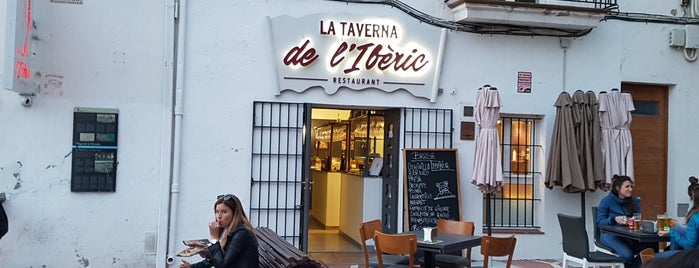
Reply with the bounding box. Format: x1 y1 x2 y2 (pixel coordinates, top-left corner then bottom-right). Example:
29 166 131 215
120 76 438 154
485 115 542 230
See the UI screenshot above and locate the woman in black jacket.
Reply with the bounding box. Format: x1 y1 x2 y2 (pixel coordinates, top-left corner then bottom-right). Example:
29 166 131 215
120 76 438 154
180 194 259 268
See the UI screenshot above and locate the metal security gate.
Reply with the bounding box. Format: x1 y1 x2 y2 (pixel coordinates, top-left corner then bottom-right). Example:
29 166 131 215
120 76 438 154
249 101 310 250
400 107 453 229
403 108 453 149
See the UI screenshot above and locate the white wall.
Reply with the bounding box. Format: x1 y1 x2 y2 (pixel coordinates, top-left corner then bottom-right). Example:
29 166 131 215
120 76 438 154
0 0 168 267
1 0 699 266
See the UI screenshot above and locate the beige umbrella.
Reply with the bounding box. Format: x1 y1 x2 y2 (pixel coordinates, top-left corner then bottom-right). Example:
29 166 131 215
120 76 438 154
471 85 503 236
599 89 635 187
472 86 503 194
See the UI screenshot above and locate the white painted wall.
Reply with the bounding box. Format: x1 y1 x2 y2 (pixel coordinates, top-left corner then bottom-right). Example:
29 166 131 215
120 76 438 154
1 0 698 266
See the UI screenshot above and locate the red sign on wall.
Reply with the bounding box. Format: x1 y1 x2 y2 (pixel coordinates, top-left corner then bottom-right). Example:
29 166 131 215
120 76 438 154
517 71 532 93
4 0 34 95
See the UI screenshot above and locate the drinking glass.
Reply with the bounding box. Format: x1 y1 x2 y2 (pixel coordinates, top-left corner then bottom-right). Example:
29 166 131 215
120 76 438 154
633 213 642 230
657 214 668 231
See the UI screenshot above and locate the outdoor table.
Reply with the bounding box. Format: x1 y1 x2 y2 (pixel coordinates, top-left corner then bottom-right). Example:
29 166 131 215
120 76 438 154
599 225 670 251
406 230 481 268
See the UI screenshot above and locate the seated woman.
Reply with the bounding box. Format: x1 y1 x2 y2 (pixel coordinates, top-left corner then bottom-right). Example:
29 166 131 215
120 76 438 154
655 177 699 258
596 175 647 268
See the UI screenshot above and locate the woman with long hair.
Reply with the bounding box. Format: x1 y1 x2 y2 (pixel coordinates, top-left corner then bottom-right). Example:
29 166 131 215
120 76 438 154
655 177 699 258
180 194 259 268
596 175 644 268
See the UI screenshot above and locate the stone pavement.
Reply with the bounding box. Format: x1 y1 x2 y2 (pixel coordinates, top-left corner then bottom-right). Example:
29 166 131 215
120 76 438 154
325 259 566 268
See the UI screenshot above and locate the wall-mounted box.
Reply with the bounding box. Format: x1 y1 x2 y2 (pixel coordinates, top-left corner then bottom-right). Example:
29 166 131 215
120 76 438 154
669 28 686 47
685 25 699 49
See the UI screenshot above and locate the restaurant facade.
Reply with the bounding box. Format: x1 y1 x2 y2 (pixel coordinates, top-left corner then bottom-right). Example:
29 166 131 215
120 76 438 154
1 0 699 266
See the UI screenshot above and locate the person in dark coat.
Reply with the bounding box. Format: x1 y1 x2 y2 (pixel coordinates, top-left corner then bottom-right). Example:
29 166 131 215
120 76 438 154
180 194 259 268
642 248 699 268
596 175 648 268
0 193 7 239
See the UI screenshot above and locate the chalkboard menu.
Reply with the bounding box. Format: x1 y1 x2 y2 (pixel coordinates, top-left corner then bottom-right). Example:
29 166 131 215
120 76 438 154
404 148 461 231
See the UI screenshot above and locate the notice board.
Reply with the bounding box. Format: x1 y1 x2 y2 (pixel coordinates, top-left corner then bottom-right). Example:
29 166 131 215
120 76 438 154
404 148 461 231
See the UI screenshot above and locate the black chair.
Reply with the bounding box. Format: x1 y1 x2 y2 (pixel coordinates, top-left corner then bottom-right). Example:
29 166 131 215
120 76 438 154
591 206 618 256
557 213 625 268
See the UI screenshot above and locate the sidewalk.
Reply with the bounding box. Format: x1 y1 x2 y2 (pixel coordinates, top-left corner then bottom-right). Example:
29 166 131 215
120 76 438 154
326 259 564 268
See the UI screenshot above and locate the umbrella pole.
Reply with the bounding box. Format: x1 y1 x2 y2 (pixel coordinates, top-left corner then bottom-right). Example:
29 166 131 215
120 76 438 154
581 192 586 223
486 193 492 236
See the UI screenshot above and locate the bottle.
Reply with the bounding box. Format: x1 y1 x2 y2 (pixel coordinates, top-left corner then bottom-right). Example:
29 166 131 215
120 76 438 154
628 217 635 230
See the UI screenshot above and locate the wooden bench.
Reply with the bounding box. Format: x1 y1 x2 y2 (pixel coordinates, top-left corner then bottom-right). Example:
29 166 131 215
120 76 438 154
256 227 329 268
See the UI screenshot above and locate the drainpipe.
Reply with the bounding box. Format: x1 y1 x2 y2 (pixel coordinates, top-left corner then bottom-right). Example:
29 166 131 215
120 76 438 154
560 37 570 91
164 0 187 266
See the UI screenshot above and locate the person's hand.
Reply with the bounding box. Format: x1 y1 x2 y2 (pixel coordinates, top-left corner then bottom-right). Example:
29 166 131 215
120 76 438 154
179 260 191 268
614 216 627 225
198 248 212 259
669 218 678 227
208 220 221 241
658 230 669 236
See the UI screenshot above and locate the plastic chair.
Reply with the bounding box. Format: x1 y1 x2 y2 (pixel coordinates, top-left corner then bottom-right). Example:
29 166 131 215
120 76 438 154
359 219 410 268
592 206 618 256
640 247 655 263
373 231 417 268
480 235 517 268
558 213 625 268
426 219 474 268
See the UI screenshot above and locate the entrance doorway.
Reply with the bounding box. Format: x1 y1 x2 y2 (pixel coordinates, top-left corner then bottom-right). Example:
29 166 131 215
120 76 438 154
623 83 668 217
250 102 453 265
307 107 391 254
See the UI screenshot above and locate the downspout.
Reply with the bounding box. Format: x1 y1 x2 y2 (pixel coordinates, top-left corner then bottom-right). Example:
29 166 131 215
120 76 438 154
165 0 187 266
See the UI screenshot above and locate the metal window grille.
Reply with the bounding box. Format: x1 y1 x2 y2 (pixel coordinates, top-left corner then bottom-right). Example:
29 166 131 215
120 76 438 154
486 115 542 229
249 102 309 248
403 108 453 149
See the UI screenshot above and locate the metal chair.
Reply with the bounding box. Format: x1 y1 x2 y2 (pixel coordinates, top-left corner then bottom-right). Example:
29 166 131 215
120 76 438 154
426 219 474 268
591 206 618 256
480 235 517 268
558 213 625 268
359 219 410 268
373 231 417 268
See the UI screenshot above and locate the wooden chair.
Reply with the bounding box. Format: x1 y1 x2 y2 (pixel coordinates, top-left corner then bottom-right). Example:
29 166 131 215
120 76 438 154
640 247 655 264
373 231 417 268
359 219 409 267
480 235 517 268
429 219 474 268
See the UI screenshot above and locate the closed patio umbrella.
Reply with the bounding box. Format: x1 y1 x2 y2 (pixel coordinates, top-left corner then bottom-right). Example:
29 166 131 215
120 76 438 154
546 91 585 193
546 90 604 220
598 89 635 187
471 85 503 236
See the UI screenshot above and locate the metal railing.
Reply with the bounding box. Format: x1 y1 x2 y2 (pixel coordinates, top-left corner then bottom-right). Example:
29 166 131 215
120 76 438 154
551 0 618 10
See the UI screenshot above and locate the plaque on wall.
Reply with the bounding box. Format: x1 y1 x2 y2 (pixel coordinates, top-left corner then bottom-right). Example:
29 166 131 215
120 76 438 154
71 107 119 192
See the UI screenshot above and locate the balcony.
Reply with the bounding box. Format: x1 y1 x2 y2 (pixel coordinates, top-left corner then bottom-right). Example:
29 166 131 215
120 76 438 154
446 0 617 36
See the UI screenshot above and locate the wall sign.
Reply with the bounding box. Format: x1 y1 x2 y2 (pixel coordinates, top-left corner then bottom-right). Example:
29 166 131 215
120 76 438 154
3 0 35 95
403 148 461 231
71 107 119 192
268 14 446 102
517 71 532 93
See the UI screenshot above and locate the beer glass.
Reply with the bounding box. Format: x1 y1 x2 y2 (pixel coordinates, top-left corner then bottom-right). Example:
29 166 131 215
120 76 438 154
657 214 669 231
633 213 642 230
